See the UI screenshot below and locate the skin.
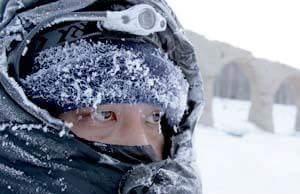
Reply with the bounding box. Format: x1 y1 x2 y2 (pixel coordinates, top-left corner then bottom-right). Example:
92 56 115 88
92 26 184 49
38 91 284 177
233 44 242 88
58 103 165 160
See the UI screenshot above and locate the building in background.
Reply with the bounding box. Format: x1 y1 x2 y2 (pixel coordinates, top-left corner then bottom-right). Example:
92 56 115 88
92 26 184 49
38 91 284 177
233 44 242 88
186 30 300 133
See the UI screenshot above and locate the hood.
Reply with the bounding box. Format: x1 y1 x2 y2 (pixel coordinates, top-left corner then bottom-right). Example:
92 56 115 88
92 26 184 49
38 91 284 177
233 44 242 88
0 0 204 158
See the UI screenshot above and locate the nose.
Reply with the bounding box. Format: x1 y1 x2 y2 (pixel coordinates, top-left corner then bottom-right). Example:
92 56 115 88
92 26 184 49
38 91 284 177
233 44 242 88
118 108 150 146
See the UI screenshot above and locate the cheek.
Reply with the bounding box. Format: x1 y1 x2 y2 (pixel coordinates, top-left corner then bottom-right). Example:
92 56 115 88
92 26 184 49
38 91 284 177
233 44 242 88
145 126 165 153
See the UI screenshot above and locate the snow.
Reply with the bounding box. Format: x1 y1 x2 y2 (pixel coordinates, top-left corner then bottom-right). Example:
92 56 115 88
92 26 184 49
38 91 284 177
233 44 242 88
193 97 300 194
21 46 28 56
0 134 47 167
273 103 297 135
0 163 24 177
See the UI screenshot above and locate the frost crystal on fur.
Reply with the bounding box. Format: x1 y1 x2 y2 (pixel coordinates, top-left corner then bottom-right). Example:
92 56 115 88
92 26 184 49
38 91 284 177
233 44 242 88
21 39 189 126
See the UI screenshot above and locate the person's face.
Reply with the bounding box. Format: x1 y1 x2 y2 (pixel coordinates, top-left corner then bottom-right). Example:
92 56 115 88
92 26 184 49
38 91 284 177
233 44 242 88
58 103 165 160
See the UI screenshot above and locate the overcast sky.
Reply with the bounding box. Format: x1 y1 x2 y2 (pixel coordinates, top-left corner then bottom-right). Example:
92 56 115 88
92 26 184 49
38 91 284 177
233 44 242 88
167 0 300 69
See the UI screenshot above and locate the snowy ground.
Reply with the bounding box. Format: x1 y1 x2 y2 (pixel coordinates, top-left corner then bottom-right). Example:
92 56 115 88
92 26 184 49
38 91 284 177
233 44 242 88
193 97 300 194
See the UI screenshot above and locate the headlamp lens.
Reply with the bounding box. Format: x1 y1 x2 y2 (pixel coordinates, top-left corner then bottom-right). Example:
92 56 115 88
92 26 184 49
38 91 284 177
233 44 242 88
138 8 156 30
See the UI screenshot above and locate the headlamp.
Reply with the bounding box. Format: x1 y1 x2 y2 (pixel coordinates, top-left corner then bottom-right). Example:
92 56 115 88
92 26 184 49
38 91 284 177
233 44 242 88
102 4 167 36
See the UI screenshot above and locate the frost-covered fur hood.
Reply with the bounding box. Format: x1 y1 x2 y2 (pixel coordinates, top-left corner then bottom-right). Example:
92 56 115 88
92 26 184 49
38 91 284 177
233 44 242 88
0 0 204 193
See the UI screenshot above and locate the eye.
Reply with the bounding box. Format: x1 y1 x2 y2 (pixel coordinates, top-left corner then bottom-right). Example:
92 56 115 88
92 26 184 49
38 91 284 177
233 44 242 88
146 111 163 125
92 110 116 122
